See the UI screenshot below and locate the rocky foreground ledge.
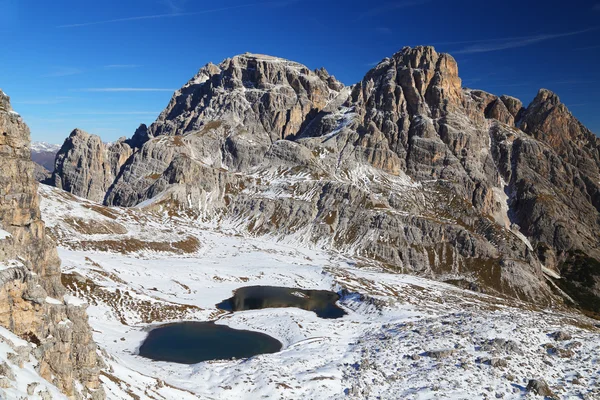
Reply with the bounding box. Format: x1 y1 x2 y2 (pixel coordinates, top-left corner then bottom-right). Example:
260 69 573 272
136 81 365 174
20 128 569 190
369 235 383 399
0 89 104 399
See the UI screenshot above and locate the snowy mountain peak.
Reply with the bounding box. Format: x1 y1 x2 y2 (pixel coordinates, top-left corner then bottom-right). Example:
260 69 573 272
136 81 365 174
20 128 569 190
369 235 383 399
31 141 61 153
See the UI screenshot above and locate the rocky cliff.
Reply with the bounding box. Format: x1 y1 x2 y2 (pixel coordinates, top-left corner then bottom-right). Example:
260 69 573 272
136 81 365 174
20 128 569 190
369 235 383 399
0 90 104 398
52 130 132 203
51 48 600 315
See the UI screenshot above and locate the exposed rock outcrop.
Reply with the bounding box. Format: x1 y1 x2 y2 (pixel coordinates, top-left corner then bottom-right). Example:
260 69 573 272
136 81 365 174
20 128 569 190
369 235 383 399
33 162 52 182
0 89 104 398
50 47 600 314
52 130 131 202
147 53 343 143
526 379 557 399
509 89 600 313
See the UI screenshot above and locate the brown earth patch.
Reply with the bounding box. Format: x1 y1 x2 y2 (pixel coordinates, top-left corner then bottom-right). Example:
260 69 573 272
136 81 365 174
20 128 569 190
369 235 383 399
63 217 128 235
62 273 202 325
82 204 121 220
76 236 200 254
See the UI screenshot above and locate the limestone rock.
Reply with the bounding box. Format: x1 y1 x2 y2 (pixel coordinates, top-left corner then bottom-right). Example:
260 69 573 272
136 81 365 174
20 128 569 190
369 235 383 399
549 330 572 341
33 162 51 182
424 349 455 359
147 53 343 143
48 47 600 313
500 95 523 121
27 382 39 395
0 89 104 398
0 376 11 389
489 358 508 368
526 379 557 399
513 89 600 311
481 338 522 355
126 123 151 149
52 129 131 202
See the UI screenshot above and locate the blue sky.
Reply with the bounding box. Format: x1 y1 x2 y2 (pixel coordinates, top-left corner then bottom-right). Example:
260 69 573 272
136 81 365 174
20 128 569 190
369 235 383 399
1 0 599 143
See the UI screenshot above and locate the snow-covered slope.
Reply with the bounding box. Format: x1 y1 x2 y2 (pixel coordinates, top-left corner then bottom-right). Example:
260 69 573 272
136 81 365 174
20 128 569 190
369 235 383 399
38 185 600 400
0 327 70 399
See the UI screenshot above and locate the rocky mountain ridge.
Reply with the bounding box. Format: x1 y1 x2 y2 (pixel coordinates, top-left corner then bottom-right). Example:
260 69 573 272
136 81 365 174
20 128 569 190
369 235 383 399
0 89 104 398
51 47 600 316
52 131 132 203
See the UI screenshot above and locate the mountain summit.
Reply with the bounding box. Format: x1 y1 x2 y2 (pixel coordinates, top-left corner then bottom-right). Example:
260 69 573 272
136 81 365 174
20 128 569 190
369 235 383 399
51 46 600 315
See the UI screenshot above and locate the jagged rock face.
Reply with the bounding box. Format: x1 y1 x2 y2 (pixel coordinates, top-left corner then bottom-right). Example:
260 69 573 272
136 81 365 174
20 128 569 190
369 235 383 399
106 134 195 206
512 90 600 311
499 95 523 121
521 89 600 177
33 162 51 182
352 46 463 120
105 54 344 206
52 47 600 313
126 123 150 149
336 47 509 222
0 92 62 296
0 90 104 398
98 48 550 304
147 53 343 144
52 129 131 202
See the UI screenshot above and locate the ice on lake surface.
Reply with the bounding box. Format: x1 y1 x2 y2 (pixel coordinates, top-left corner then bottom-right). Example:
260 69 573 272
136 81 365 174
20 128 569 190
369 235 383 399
216 286 347 319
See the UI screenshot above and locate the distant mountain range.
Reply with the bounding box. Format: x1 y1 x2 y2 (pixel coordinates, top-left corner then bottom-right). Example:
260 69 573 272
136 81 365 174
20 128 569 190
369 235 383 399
30 141 61 181
31 141 61 154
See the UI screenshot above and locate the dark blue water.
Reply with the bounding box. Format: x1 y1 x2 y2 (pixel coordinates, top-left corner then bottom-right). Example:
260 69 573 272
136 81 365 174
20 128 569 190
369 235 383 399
216 286 346 319
138 322 282 364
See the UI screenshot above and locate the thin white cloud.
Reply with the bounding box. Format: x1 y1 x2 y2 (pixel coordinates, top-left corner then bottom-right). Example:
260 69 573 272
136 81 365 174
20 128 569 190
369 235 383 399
268 0 302 6
42 67 83 77
103 64 141 69
469 79 600 90
160 0 186 13
479 82 534 88
594 3 600 11
452 27 598 54
376 27 392 35
544 79 600 85
57 111 160 115
28 116 154 123
356 0 430 20
14 96 74 105
574 44 600 50
433 35 538 46
57 1 294 28
76 88 175 92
